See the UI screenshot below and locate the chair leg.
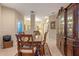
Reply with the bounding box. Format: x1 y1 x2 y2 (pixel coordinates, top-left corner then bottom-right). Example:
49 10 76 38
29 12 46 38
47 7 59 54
40 46 45 56
18 52 22 56
43 46 45 55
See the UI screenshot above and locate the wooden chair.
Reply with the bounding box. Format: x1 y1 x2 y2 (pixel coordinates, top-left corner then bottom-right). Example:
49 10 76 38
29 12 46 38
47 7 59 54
33 31 41 41
33 32 48 56
16 34 36 56
40 32 48 56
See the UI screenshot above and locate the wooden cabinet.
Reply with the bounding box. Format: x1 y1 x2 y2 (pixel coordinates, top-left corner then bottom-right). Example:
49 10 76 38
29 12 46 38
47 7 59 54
66 3 79 56
57 3 79 56
66 38 74 56
3 41 13 48
57 7 67 55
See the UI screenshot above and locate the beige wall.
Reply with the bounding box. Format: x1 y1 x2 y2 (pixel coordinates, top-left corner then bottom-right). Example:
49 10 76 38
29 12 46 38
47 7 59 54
0 5 23 47
0 5 2 46
47 14 57 41
2 6 16 35
48 15 57 40
23 19 30 33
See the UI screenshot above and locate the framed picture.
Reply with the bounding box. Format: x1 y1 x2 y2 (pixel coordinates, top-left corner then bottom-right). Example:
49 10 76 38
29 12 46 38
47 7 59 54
50 21 55 29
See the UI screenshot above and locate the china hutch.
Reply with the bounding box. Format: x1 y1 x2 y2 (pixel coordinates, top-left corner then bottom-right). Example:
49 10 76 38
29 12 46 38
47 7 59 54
57 3 79 56
66 3 79 56
56 7 67 55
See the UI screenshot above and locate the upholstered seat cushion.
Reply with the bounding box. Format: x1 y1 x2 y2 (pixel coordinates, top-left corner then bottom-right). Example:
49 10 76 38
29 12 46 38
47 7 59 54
23 46 31 48
20 47 36 53
20 49 33 53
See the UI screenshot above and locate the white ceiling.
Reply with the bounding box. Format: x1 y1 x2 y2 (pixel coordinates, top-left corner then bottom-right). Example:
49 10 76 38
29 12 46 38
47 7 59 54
1 3 69 19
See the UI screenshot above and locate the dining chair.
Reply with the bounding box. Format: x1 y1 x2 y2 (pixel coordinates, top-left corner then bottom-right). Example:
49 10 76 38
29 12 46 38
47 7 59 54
16 34 36 56
33 32 48 56
33 31 41 40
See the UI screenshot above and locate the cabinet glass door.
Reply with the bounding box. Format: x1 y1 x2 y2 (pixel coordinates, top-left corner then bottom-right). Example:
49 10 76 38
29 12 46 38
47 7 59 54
67 9 73 38
60 14 64 36
59 13 64 36
57 16 60 36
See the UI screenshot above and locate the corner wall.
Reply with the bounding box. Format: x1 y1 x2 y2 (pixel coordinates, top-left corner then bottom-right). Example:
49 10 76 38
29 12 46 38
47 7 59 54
0 5 23 47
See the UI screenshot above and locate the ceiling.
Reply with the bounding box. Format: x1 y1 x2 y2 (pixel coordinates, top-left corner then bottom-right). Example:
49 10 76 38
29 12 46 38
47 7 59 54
1 3 69 19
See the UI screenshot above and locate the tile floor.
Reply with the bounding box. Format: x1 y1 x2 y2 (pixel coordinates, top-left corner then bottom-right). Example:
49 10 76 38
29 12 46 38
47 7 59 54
47 39 62 56
0 47 17 56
